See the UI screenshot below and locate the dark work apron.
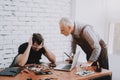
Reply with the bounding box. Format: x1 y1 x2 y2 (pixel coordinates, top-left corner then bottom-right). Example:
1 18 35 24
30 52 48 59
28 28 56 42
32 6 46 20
72 26 109 69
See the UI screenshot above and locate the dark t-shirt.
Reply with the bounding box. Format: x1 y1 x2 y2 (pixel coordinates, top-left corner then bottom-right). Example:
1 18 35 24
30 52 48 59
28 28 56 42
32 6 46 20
18 42 46 64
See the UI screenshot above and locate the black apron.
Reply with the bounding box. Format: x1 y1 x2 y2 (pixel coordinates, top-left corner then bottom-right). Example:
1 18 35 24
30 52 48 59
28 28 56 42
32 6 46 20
72 26 109 69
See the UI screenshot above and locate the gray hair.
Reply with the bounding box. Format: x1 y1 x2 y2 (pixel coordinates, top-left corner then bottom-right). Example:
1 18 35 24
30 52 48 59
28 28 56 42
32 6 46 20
59 17 74 27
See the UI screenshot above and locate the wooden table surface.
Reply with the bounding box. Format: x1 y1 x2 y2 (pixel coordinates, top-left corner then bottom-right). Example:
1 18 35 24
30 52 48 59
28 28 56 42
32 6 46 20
0 65 112 80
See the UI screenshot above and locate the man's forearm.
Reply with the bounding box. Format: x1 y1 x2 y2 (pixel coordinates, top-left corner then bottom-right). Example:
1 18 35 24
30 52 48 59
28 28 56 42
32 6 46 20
17 45 31 66
89 47 101 62
44 47 56 63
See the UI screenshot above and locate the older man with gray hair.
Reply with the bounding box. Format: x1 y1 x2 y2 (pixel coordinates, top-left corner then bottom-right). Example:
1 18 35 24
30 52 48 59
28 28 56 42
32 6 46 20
59 17 109 69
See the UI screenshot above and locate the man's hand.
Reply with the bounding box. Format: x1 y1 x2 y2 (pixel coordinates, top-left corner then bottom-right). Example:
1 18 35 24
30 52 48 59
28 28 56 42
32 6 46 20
80 61 93 68
65 56 73 64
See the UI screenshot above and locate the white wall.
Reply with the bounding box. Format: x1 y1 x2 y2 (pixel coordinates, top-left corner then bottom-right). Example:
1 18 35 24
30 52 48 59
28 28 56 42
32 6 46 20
107 0 120 22
107 0 120 80
75 0 108 43
0 0 72 68
107 0 120 54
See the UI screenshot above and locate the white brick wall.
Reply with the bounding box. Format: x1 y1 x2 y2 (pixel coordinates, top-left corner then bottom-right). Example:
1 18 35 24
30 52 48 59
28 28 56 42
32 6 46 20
0 0 72 68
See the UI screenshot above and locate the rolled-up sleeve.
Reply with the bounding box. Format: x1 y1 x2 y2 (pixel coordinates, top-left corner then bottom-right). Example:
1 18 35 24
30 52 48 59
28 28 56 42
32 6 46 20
83 26 101 62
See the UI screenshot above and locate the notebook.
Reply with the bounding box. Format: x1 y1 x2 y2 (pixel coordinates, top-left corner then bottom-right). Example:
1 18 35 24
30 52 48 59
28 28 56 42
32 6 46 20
0 67 22 76
54 51 80 71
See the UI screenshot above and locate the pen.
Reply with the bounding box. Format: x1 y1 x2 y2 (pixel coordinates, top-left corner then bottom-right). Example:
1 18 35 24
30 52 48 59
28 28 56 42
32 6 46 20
64 52 71 59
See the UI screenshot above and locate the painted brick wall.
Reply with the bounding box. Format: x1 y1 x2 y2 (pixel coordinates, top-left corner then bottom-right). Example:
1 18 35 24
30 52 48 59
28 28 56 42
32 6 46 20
0 0 72 68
